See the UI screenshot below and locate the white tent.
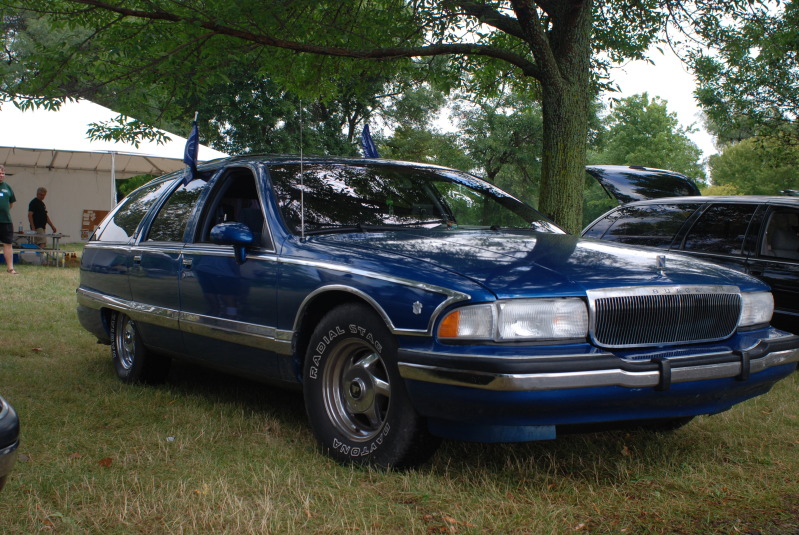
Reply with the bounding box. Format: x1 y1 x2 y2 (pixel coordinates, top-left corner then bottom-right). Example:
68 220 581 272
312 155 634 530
0 100 227 243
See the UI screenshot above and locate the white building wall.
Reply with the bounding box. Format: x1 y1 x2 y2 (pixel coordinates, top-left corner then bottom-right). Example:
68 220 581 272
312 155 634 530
7 167 118 243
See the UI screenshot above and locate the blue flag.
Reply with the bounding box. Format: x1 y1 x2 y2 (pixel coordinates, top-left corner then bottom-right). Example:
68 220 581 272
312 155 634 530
182 116 199 185
361 123 379 158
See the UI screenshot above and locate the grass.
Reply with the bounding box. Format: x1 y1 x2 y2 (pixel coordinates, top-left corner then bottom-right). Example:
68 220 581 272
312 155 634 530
1 262 799 534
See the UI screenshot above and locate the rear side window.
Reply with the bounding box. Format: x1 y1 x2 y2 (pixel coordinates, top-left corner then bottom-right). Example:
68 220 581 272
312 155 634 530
93 178 174 242
598 204 698 248
582 209 619 238
762 208 799 260
145 178 209 242
682 203 758 255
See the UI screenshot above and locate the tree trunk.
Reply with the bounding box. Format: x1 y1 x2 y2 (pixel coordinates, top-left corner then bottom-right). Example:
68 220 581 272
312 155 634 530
516 0 593 235
538 82 589 234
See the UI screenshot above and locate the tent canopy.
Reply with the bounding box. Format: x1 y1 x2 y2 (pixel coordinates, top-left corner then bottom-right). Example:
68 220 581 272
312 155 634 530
0 100 228 244
0 146 192 177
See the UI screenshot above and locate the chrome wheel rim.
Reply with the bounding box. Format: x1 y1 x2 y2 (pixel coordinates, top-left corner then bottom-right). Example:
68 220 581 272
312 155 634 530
322 339 391 442
117 316 136 370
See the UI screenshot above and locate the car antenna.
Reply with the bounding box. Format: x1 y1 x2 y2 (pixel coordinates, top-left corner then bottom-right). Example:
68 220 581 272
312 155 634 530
300 98 305 242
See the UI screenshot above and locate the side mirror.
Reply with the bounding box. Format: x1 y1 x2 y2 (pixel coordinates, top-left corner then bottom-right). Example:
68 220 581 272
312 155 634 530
210 222 254 264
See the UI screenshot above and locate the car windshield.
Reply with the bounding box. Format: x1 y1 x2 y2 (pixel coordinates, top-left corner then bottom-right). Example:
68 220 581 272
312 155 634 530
268 162 562 235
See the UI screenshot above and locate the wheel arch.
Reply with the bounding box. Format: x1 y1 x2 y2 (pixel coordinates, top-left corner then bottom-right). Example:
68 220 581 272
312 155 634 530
88 306 116 345
100 307 115 335
292 287 396 380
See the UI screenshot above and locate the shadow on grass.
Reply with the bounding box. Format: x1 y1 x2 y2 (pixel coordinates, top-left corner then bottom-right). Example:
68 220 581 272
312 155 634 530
160 358 307 424
427 419 704 484
89 350 721 481
108 355 704 479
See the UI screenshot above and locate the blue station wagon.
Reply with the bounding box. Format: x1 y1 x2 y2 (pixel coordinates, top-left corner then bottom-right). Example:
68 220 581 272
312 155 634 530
77 156 799 468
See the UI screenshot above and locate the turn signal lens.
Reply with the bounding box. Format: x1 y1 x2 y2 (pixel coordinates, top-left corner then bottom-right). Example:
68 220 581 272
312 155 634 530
438 305 493 339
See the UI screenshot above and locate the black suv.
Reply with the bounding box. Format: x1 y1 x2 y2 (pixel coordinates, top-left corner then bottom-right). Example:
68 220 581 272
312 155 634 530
583 191 799 334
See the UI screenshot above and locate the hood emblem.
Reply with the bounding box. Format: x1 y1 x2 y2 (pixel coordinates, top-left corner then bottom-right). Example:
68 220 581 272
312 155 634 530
412 301 423 315
656 255 666 274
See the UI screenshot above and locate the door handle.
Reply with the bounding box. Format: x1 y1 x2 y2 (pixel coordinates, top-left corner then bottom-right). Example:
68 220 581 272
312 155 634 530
133 255 142 264
182 257 193 269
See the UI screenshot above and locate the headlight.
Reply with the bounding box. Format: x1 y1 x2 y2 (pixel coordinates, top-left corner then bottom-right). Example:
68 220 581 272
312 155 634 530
739 291 773 327
438 298 588 342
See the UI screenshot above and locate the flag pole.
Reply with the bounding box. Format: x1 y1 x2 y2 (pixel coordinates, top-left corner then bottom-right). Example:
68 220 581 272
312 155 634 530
300 99 305 242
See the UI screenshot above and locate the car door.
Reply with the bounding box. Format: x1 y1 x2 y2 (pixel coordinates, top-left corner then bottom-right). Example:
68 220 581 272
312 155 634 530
748 205 799 333
82 177 176 302
127 176 210 354
178 165 285 380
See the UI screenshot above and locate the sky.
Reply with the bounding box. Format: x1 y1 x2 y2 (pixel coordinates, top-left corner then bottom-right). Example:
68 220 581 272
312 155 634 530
605 48 717 159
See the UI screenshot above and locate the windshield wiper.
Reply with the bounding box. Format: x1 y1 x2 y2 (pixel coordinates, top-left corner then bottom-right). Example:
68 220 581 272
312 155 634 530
391 220 449 228
303 220 449 235
303 224 364 235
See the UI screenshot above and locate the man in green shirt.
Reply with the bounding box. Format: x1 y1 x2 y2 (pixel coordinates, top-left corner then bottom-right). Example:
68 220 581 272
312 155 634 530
0 165 18 274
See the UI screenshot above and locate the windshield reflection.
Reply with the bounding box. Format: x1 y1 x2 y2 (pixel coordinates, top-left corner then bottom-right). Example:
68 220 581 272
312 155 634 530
268 163 561 235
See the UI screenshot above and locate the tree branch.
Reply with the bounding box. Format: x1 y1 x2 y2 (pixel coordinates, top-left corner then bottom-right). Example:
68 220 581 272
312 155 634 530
446 1 525 40
510 0 560 88
58 0 541 78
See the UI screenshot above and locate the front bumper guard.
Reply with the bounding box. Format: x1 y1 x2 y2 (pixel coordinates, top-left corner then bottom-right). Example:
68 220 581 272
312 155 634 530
398 335 799 392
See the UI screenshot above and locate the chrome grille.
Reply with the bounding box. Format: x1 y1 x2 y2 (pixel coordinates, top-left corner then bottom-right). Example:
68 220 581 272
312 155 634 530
586 286 742 348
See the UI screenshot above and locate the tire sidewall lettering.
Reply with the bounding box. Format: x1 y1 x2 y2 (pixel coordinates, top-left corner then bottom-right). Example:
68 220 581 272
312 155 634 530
306 318 390 458
305 305 436 467
348 324 382 353
110 314 120 361
332 423 391 458
307 323 381 381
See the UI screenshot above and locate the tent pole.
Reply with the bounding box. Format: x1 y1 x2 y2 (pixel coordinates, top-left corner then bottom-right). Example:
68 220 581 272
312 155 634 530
111 152 117 206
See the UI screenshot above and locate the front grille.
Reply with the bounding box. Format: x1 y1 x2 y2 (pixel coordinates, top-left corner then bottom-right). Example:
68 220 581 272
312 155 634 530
586 286 741 348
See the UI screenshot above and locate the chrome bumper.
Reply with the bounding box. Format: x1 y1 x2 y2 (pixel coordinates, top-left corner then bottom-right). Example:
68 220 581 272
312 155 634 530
398 337 799 392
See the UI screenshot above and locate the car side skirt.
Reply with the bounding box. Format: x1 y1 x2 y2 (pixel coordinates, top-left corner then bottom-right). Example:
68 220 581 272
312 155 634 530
77 288 293 355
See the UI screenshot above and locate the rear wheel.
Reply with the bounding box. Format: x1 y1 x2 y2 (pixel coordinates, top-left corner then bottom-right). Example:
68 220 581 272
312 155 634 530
110 312 170 383
303 303 440 468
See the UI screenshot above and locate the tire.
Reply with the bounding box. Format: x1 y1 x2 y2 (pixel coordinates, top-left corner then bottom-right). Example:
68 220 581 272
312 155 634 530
303 303 440 469
110 312 170 384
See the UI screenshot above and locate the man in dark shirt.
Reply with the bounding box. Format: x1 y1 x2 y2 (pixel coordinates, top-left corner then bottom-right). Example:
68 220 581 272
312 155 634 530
28 187 57 247
0 165 17 274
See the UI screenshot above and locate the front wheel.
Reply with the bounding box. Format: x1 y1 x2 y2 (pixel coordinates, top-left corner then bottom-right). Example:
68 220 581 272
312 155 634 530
110 312 170 384
303 303 440 469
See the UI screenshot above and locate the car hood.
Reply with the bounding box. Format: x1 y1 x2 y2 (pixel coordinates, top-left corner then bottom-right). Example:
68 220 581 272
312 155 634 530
586 165 701 203
311 230 760 299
